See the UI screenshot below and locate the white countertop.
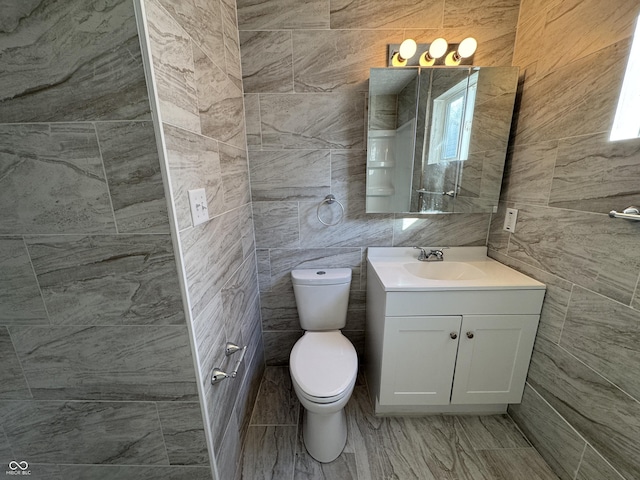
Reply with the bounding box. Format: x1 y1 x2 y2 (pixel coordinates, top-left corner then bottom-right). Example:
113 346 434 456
367 247 545 292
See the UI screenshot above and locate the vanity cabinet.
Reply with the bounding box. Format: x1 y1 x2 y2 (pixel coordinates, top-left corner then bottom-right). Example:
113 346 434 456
365 260 545 415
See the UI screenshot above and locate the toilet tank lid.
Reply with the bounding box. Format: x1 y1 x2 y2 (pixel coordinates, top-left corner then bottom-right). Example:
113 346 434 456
291 268 352 285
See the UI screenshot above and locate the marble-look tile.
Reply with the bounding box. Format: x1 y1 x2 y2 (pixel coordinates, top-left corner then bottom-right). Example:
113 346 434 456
180 209 244 319
242 426 296 478
0 124 115 235
560 286 640 400
236 0 329 29
487 202 512 254
146 0 200 133
163 123 224 230
549 133 640 214
0 327 31 399
345 309 366 331
219 143 250 210
507 205 640 305
369 95 397 130
508 384 585 480
0 426 13 463
501 141 557 205
238 203 256 260
156 0 225 72
536 0 638 77
96 121 169 234
216 414 241 480
392 214 491 247
240 31 293 94
253 202 300 248
487 251 571 344
256 249 271 291
527 337 640 480
512 11 545 68
330 0 442 28
468 94 517 155
260 290 300 331
234 325 265 441
222 0 243 91
443 0 520 29
295 450 357 479
0 238 48 325
0 0 150 123
58 465 212 480
26 235 184 326
156 402 208 466
263 331 302 366
193 44 246 150
268 248 363 291
293 30 403 92
456 415 530 450
221 255 260 349
244 94 262 149
478 448 560 480
250 367 299 425
514 41 628 145
260 93 365 150
10 325 198 401
575 445 626 480
249 150 330 201
192 292 225 394
0 400 168 465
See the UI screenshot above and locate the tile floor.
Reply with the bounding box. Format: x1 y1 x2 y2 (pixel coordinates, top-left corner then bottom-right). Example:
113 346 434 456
240 367 559 480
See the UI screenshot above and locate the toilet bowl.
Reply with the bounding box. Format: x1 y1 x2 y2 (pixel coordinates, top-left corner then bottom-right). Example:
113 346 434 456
289 269 358 463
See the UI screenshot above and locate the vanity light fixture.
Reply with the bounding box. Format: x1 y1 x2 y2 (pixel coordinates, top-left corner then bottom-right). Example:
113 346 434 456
388 38 477 67
391 38 418 66
445 37 478 66
419 38 448 66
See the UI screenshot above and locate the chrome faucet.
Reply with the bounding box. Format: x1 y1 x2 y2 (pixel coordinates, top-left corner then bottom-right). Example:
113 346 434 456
413 246 444 262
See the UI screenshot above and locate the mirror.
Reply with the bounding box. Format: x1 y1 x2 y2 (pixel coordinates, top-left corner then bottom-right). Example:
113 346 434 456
366 66 519 214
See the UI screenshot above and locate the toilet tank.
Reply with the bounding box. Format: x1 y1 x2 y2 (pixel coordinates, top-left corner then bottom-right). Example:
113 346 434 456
291 268 352 331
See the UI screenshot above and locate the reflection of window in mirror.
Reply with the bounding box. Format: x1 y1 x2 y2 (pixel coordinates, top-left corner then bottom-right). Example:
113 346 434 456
610 14 640 141
427 73 477 163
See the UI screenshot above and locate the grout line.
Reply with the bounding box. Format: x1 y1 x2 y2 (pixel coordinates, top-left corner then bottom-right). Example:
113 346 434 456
22 236 52 326
572 443 587 480
5 326 35 400
94 122 120 234
153 402 172 466
556 283 574 346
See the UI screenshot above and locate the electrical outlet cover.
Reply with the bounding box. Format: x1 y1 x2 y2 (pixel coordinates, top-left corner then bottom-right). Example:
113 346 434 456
503 208 518 233
188 188 209 226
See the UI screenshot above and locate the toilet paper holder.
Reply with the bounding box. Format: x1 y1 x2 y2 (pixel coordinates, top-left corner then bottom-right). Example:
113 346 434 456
211 342 247 385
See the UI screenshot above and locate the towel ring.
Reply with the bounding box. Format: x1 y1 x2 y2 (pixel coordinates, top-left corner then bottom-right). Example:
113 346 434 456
317 194 344 226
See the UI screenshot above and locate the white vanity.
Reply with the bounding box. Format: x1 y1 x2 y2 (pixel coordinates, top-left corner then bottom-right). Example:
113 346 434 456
365 247 545 415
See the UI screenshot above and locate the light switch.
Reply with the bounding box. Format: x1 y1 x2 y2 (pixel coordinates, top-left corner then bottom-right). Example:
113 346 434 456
503 208 518 233
188 188 209 226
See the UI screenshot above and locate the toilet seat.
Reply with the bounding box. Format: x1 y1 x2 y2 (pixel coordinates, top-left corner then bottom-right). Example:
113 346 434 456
290 331 357 403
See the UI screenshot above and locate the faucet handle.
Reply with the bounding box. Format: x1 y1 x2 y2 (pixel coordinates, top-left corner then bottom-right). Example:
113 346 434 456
413 246 428 261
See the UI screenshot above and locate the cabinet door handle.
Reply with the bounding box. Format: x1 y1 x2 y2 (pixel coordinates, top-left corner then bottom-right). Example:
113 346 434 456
466 331 474 339
450 332 458 340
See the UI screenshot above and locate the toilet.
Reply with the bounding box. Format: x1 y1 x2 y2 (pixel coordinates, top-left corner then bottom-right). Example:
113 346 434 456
289 268 358 463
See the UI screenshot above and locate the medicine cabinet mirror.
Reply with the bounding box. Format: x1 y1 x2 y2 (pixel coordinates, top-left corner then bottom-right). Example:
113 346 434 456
366 66 519 214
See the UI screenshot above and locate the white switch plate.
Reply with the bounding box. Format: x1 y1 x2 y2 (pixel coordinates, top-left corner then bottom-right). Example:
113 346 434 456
503 208 518 233
188 188 209 226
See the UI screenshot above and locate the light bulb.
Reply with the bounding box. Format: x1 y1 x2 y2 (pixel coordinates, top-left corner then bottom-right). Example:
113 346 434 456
458 37 477 59
398 39 417 61
428 38 448 59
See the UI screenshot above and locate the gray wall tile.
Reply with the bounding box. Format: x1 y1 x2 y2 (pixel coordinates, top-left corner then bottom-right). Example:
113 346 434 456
156 402 209 465
0 0 150 123
263 331 301 366
260 289 299 331
392 214 491 247
219 143 251 210
237 0 329 29
58 465 212 480
26 235 184 326
240 31 293 93
243 94 262 149
0 328 31 400
0 124 115 235
222 0 243 91
0 238 48 325
502 141 557 205
249 150 330 201
97 122 170 234
443 0 520 29
330 0 443 28
253 202 300 248
10 326 198 401
0 401 168 465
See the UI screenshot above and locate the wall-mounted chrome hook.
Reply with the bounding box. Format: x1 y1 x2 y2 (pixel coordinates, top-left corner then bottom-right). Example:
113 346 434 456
211 368 229 385
211 343 248 386
225 342 242 356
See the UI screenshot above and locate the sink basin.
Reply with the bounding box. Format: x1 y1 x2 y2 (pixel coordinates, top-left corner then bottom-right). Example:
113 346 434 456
403 261 486 281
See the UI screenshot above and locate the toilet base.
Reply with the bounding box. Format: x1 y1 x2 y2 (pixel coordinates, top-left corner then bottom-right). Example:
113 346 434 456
302 408 347 463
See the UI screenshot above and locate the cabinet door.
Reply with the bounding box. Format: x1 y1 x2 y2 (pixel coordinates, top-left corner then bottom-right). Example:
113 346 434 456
379 316 461 405
451 315 539 405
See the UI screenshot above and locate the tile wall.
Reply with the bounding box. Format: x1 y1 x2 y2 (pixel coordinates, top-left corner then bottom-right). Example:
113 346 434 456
236 0 522 364
142 0 264 479
489 1 640 479
0 1 211 479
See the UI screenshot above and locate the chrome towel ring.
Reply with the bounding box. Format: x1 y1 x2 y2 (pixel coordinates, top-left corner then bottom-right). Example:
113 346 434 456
317 194 345 226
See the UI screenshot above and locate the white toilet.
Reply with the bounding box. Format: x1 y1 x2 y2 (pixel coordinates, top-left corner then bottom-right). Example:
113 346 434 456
289 268 358 463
